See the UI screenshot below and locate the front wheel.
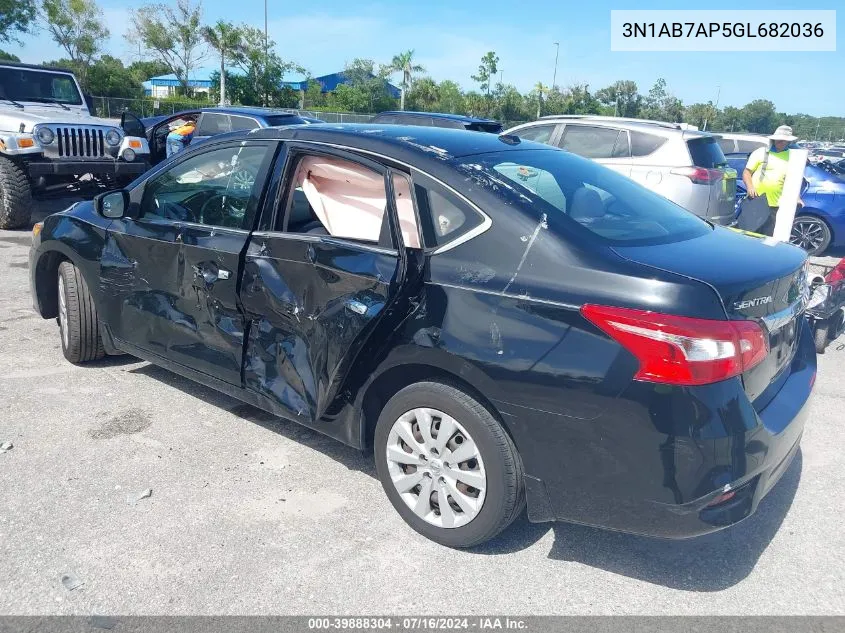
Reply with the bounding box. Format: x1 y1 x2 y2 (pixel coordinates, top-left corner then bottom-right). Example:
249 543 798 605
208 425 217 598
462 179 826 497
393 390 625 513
0 156 33 229
57 262 105 363
374 381 524 548
791 215 831 256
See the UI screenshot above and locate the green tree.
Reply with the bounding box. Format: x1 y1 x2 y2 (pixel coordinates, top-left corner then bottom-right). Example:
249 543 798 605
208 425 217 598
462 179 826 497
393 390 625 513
595 80 640 118
471 51 499 98
530 82 548 118
493 84 527 123
127 59 169 82
715 105 743 132
641 78 683 122
683 102 713 129
563 83 600 115
0 49 22 61
436 80 464 114
740 99 777 134
130 0 205 96
303 79 325 109
231 25 303 106
389 49 425 111
84 54 144 98
201 20 242 106
463 91 486 117
0 0 36 44
406 76 438 111
40 0 109 87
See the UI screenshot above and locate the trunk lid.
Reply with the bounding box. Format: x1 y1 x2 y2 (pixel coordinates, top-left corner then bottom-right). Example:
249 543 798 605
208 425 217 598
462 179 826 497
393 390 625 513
613 227 809 402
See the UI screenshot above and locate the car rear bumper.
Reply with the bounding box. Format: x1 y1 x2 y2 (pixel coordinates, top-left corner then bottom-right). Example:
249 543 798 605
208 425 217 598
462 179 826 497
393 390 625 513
511 317 816 539
27 160 148 177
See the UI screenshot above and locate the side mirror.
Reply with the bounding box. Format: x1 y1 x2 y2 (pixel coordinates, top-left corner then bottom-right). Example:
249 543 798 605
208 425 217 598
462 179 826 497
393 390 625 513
94 190 129 219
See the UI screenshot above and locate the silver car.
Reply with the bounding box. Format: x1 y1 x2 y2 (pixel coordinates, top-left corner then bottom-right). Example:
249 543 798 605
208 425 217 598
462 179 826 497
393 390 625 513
505 116 737 225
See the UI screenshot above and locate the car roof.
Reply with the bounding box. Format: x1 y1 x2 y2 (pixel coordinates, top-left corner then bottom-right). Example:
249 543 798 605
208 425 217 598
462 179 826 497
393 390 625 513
198 106 304 118
521 115 713 138
248 123 549 159
0 61 75 75
374 111 500 124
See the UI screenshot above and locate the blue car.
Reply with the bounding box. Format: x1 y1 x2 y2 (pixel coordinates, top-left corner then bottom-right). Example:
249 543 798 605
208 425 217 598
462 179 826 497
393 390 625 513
120 106 322 167
727 153 845 256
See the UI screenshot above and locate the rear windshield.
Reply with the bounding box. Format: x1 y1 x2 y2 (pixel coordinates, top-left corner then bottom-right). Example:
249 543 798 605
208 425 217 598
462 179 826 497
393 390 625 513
0 67 83 105
264 115 305 127
687 137 728 168
466 122 504 134
456 149 711 246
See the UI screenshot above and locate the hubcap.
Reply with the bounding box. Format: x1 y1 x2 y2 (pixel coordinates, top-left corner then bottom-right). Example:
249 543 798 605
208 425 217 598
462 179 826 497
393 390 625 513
791 219 826 253
58 274 69 348
385 407 487 529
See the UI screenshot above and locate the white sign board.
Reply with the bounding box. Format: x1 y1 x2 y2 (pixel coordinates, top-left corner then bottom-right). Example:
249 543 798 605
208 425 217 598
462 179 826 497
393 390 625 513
772 148 808 243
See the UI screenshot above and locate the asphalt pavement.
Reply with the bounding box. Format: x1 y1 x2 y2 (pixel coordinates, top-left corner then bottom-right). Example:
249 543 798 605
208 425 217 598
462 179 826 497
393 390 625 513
0 197 843 615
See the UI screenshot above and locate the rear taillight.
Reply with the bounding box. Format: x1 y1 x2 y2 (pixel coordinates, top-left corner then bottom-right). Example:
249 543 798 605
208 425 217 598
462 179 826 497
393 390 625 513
581 304 768 386
671 166 724 185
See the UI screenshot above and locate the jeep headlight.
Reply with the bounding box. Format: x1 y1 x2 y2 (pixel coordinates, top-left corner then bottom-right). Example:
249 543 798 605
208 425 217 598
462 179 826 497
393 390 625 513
105 128 121 146
36 127 55 145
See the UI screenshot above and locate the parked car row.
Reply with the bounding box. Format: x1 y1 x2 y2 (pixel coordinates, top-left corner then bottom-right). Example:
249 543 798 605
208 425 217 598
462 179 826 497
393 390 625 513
30 122 815 548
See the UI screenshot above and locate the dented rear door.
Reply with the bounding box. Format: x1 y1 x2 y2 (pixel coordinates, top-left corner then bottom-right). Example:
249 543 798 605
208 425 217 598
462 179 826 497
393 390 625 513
239 144 403 425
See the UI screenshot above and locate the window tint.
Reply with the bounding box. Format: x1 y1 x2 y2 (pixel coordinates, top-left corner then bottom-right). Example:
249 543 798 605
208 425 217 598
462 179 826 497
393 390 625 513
0 67 82 105
515 124 556 144
196 113 230 136
416 186 483 248
717 138 736 154
140 144 269 229
228 115 259 131
629 131 668 157
373 114 398 124
467 122 504 133
458 149 710 246
687 137 727 168
737 139 766 154
263 115 300 126
560 125 620 159
284 154 388 245
612 131 630 158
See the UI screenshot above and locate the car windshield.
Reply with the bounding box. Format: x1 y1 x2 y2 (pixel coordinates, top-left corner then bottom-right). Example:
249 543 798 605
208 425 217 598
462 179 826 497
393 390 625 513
457 149 712 246
0 67 83 105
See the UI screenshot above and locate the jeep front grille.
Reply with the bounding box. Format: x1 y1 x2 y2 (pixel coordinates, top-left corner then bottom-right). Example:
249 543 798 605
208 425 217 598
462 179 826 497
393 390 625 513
55 127 106 158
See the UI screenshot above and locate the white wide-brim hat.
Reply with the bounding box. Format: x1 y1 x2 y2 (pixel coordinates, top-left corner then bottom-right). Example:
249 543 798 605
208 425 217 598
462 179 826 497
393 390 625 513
769 125 798 142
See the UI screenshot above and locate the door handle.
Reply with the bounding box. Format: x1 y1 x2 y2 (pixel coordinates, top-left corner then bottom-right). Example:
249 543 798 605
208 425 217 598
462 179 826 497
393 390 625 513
345 299 368 316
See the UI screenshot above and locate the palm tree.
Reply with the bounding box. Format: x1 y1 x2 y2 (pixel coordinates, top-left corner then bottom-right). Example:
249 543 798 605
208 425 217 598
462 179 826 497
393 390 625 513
201 21 243 106
533 82 548 119
390 50 425 111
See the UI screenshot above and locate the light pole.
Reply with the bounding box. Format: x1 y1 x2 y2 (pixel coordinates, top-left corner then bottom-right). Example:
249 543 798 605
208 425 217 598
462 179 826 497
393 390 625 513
264 0 269 106
702 85 720 131
552 42 559 90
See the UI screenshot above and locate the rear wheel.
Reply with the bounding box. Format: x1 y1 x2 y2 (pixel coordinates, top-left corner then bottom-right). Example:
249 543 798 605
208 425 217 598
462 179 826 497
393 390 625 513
57 262 105 363
0 156 33 229
814 321 830 354
374 381 524 548
791 215 831 256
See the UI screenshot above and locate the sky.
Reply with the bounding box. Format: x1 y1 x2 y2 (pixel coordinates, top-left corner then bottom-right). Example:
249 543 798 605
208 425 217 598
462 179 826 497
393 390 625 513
6 0 843 117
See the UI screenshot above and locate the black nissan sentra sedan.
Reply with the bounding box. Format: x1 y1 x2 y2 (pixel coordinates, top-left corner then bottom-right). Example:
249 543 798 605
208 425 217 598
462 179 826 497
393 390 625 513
29 124 815 547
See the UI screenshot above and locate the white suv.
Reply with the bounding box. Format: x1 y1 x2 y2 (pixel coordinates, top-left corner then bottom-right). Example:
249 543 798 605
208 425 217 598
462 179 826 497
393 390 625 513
505 116 737 225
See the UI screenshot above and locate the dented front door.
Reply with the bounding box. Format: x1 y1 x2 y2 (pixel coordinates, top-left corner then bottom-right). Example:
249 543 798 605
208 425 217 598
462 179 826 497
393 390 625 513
240 233 400 424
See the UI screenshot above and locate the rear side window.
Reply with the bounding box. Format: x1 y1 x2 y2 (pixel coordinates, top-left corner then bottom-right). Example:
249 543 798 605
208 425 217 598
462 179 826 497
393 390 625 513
398 114 431 126
559 125 620 159
687 137 728 168
372 114 398 124
466 122 503 133
196 113 230 136
630 131 668 157
415 185 484 249
515 124 556 144
228 115 259 131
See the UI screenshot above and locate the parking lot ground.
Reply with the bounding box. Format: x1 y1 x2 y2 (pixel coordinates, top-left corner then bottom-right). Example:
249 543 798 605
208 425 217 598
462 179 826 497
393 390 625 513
1 198 844 615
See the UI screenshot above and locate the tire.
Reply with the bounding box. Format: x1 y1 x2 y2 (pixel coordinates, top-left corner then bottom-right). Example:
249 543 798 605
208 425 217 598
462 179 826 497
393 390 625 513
791 215 832 256
0 156 33 229
57 262 105 363
814 321 830 354
374 381 525 548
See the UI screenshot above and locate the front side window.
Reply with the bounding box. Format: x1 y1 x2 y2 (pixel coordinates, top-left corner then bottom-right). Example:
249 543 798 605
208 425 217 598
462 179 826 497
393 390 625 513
140 144 269 229
459 149 711 246
283 154 389 245
0 68 82 105
559 125 621 159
